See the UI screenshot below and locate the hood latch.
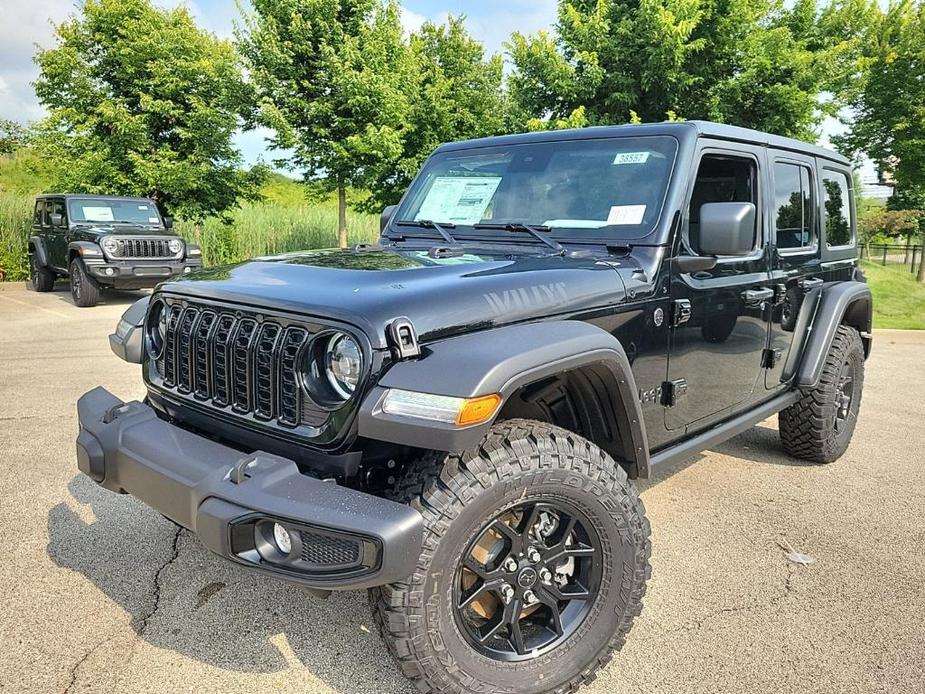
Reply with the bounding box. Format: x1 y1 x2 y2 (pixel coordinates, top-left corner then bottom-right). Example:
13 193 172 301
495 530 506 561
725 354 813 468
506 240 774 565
387 317 420 360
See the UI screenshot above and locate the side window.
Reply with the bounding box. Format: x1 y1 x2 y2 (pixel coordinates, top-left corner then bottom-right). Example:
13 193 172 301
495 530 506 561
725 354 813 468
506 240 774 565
773 162 814 250
33 201 43 226
41 201 52 228
822 170 853 248
687 154 758 255
51 199 66 227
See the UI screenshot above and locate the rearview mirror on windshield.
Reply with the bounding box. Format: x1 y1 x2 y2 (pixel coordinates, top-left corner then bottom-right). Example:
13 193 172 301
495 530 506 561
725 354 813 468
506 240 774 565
698 202 756 257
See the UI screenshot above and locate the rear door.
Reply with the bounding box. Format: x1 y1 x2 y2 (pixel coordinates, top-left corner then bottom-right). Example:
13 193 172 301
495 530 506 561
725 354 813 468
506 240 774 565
765 152 822 388
47 198 69 270
665 143 772 431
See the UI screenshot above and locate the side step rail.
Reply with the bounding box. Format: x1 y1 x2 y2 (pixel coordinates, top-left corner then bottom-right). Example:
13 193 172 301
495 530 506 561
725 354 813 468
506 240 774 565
649 390 801 471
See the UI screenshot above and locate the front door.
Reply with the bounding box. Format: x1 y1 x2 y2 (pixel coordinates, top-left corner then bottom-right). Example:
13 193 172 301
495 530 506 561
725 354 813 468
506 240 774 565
666 146 772 431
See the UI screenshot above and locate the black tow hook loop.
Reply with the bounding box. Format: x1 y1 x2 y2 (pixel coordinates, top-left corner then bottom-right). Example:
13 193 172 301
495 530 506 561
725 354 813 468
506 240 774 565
102 403 130 424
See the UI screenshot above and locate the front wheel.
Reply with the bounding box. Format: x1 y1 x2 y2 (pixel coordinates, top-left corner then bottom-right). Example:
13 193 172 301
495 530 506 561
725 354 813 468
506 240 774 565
370 420 651 694
69 258 100 307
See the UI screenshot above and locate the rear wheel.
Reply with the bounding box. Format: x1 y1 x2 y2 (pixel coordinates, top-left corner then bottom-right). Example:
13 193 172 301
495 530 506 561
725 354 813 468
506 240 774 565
69 257 100 307
779 325 865 463
370 419 651 694
29 254 55 292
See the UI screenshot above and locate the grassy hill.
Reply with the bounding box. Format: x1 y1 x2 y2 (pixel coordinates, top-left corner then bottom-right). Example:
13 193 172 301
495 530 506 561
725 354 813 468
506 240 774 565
862 261 925 329
0 151 379 280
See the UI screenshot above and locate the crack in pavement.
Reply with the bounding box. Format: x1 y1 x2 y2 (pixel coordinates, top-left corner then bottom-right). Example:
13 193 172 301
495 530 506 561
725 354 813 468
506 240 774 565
136 526 183 635
62 526 183 693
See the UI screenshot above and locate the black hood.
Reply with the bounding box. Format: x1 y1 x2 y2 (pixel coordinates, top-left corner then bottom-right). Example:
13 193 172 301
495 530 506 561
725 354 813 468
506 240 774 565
158 246 630 348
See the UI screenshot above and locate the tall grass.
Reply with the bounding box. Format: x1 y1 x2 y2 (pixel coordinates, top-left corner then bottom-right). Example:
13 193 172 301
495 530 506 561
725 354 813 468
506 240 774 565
0 192 33 280
0 152 381 279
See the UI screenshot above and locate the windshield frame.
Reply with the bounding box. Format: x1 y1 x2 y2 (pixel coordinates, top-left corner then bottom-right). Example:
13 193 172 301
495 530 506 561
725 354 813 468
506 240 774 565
391 134 680 246
66 197 164 226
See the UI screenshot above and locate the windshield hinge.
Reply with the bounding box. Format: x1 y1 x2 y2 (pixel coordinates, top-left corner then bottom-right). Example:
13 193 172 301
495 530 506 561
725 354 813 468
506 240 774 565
387 317 420 360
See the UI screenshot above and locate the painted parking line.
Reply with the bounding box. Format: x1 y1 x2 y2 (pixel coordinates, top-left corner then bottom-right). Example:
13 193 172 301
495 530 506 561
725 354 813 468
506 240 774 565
0 293 72 319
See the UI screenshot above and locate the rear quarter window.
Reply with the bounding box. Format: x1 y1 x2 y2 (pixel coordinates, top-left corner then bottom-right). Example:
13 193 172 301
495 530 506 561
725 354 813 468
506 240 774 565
822 170 854 248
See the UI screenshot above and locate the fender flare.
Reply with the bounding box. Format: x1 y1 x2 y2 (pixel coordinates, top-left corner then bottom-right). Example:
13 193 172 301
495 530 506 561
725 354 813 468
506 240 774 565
67 241 105 264
28 236 49 267
358 320 651 478
790 281 872 389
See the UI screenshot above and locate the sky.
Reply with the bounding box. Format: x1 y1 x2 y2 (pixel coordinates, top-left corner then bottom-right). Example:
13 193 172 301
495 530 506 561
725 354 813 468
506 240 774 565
0 0 882 189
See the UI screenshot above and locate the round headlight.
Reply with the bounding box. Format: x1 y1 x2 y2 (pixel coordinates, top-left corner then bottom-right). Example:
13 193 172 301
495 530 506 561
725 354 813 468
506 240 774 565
168 238 184 255
325 333 361 399
101 236 120 256
145 299 168 359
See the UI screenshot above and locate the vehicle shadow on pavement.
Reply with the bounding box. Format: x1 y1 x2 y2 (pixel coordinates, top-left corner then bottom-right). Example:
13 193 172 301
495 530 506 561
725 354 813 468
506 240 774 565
47 475 415 694
46 285 149 308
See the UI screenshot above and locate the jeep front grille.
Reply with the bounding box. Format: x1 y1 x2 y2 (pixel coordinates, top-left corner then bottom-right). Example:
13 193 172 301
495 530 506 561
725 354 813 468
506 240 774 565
155 299 330 428
110 237 178 259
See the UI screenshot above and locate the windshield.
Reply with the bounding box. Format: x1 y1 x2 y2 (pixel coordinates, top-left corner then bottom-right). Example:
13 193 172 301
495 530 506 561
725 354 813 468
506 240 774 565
395 136 677 239
67 198 163 225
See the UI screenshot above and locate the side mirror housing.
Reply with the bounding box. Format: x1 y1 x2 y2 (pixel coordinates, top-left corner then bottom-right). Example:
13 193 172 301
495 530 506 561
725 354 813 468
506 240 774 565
698 202 756 257
163 216 174 229
380 205 397 234
50 213 64 227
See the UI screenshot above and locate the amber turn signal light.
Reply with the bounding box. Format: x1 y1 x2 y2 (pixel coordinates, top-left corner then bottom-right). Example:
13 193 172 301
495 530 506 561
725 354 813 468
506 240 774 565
455 394 503 426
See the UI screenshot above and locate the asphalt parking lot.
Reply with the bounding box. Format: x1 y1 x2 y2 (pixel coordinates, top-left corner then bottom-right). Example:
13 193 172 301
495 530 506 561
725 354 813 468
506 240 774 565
1 280 923 694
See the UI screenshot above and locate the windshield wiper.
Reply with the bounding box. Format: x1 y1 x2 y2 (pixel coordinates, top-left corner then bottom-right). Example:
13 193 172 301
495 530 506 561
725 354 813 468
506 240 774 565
395 219 461 246
474 222 565 255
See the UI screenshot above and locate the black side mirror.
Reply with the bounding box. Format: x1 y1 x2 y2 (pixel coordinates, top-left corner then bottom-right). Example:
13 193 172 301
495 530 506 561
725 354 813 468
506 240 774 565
698 202 756 257
380 205 397 234
163 216 174 229
49 213 63 227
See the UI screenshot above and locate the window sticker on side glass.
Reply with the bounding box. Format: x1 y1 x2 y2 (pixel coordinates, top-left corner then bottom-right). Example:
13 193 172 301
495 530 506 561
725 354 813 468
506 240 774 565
607 205 646 225
613 152 650 165
415 176 502 225
81 206 114 221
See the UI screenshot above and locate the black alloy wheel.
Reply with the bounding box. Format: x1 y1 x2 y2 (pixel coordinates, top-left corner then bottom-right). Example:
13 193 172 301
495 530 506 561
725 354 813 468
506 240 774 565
453 500 601 661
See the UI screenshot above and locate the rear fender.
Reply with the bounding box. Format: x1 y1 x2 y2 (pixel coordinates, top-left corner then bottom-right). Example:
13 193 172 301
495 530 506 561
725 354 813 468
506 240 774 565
28 236 49 267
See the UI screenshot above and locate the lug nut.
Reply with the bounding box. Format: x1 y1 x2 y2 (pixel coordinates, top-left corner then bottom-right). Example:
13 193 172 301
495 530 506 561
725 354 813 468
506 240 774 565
527 547 541 563
523 589 538 605
539 567 552 584
503 557 518 573
499 584 514 604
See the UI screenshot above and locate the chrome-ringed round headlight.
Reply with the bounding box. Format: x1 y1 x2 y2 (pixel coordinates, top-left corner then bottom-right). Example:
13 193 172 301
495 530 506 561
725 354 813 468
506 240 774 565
145 298 169 360
100 236 120 256
325 333 362 399
168 238 184 255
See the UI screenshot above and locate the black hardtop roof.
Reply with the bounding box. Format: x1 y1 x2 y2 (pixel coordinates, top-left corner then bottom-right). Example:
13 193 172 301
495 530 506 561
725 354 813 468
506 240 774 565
436 120 850 166
35 193 158 202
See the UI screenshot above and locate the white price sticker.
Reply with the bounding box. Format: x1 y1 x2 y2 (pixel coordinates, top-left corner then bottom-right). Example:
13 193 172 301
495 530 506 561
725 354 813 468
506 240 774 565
607 205 646 225
613 151 650 165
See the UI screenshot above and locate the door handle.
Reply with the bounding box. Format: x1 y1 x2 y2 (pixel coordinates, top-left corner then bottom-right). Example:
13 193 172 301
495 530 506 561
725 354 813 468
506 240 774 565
741 287 774 304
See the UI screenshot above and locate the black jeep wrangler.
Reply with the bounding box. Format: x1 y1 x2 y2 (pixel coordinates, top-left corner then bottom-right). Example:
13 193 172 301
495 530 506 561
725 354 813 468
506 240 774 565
76 122 871 694
28 194 202 306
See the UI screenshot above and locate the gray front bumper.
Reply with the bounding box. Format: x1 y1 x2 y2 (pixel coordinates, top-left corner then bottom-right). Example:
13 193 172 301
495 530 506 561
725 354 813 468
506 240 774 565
75 386 423 590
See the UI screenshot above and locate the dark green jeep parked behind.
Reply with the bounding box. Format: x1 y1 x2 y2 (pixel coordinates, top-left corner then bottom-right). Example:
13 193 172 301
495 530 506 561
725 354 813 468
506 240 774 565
28 194 202 306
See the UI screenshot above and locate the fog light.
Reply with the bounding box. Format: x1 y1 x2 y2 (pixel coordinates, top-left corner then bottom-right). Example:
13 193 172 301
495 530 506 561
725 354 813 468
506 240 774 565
104 267 115 276
273 523 292 555
183 266 192 273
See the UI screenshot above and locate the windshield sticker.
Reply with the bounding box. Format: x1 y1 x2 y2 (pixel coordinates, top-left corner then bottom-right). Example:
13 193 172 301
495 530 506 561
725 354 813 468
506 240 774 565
138 205 149 210
543 219 608 229
607 205 646 225
81 206 114 222
148 217 160 224
415 176 502 225
613 151 650 165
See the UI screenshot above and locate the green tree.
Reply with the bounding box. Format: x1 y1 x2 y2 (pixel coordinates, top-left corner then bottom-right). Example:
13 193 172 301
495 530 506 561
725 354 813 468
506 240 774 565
0 120 28 155
362 16 506 211
836 0 925 278
33 0 263 222
240 0 411 247
507 0 850 139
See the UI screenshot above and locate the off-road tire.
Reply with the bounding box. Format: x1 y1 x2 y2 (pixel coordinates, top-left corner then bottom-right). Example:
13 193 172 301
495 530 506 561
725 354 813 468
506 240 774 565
369 419 651 694
779 325 864 463
69 257 100 307
29 254 55 292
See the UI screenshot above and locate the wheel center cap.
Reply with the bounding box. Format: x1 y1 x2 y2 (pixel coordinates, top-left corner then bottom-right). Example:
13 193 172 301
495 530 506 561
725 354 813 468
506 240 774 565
517 567 538 588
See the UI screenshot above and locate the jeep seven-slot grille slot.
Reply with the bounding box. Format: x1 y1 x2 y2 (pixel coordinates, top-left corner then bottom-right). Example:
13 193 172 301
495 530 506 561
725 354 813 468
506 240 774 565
117 238 175 259
156 301 326 428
